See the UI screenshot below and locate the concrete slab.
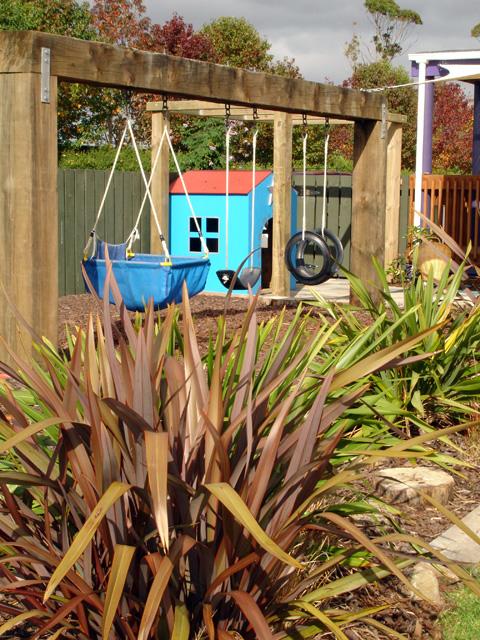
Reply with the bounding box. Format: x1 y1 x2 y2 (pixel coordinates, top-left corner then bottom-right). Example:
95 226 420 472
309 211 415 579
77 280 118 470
431 505 480 564
260 278 405 306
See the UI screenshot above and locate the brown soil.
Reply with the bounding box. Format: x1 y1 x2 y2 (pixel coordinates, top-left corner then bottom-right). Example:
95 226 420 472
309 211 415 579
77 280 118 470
58 292 332 349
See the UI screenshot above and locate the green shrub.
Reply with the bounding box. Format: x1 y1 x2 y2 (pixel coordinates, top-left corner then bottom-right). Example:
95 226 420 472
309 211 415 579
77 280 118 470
59 145 152 171
310 257 480 432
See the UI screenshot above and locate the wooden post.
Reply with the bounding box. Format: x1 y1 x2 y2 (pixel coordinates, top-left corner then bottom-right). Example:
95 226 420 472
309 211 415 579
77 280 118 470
385 122 403 268
0 72 58 363
151 111 170 255
351 119 387 303
271 113 293 297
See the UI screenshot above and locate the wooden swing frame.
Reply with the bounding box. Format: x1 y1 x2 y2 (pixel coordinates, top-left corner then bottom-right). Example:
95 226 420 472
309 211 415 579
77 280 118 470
0 30 403 361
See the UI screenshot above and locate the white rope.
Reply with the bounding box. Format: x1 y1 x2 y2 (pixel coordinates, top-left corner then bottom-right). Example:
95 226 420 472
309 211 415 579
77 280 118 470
126 126 168 253
250 126 258 268
127 119 172 263
301 129 308 241
321 123 330 236
164 128 209 257
363 74 456 93
225 123 234 269
83 122 129 258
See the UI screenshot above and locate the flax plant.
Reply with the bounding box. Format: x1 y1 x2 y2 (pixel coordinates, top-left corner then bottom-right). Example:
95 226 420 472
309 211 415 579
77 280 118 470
0 263 477 639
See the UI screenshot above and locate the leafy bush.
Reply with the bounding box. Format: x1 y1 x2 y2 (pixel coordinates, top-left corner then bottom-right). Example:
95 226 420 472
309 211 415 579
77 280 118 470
310 250 480 433
0 272 477 638
59 145 152 171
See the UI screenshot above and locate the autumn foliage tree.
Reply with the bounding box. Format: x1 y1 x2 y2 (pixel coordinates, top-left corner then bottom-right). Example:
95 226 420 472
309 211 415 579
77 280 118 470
432 82 473 173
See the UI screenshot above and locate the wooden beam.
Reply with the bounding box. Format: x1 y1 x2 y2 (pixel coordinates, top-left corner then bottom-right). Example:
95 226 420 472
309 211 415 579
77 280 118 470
147 101 350 125
384 122 403 268
271 113 293 297
350 119 388 304
147 100 406 124
0 31 386 121
151 111 170 255
0 72 58 363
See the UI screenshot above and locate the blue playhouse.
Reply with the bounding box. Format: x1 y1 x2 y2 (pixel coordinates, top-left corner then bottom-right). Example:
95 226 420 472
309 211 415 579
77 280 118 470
169 169 297 294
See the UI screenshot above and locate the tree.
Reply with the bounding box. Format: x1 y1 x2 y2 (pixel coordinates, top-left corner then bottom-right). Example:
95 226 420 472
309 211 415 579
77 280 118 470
91 0 152 48
346 0 422 67
471 22 480 40
432 82 473 173
201 16 273 71
333 60 417 169
0 0 93 37
0 0 97 146
150 13 214 60
365 0 422 60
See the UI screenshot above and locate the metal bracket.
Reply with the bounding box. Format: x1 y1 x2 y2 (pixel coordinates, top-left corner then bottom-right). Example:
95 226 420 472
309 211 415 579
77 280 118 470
41 48 51 104
381 99 388 139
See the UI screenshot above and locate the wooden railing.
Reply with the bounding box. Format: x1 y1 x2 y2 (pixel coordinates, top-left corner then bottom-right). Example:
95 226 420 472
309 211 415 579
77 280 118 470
409 174 480 257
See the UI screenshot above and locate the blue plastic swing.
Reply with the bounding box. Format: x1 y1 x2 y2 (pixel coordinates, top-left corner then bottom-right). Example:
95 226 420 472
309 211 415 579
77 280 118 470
83 241 209 311
82 118 210 311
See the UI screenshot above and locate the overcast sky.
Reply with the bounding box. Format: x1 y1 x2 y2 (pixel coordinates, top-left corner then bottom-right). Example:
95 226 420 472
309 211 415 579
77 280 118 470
144 0 480 84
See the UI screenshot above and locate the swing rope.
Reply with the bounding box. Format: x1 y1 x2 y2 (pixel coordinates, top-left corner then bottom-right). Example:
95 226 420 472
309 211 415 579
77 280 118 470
126 125 168 256
165 127 209 258
225 105 234 269
85 108 208 265
301 114 308 242
83 122 129 259
126 119 172 264
249 110 259 269
321 118 330 237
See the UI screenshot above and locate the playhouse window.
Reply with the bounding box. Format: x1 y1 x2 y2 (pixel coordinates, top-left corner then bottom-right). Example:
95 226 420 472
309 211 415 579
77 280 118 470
206 217 219 233
189 237 202 252
206 237 218 252
189 216 219 254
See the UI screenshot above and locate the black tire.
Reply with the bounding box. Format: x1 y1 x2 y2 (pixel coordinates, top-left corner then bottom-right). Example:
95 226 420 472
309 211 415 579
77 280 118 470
285 231 331 285
313 228 344 275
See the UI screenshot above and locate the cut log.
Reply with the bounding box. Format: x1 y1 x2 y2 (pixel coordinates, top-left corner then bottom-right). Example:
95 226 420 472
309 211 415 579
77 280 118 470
374 467 454 506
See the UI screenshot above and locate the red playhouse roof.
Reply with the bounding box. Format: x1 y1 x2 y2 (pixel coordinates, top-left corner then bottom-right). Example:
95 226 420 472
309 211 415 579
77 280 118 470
170 170 272 195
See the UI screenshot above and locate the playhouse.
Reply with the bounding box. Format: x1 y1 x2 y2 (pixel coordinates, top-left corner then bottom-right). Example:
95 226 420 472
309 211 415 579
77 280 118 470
169 169 297 294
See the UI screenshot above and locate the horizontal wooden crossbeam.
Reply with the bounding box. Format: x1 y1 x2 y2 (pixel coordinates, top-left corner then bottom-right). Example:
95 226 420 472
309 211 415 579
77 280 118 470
146 100 407 124
0 31 389 121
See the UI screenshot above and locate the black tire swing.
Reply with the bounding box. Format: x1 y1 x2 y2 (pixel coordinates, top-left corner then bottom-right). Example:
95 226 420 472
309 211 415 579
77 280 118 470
285 116 343 285
216 106 262 291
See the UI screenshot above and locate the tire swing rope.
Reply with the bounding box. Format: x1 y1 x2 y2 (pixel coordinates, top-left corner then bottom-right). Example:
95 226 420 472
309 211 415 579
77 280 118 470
216 105 262 291
285 115 332 286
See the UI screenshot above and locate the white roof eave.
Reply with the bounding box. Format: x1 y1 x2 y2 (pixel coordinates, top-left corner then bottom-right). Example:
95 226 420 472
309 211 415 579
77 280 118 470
409 50 480 63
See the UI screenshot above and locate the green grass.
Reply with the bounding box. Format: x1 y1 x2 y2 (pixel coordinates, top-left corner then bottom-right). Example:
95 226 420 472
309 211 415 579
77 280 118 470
441 584 480 639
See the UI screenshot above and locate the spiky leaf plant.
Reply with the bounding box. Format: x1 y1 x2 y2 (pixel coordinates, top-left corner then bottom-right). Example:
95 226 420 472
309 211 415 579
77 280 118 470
0 268 477 639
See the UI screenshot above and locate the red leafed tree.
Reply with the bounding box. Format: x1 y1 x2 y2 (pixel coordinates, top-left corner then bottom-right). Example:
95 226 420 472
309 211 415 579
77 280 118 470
432 82 473 173
91 0 152 48
150 13 214 60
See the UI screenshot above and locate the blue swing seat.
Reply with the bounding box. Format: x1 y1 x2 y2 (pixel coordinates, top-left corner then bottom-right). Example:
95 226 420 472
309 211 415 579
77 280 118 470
83 241 210 311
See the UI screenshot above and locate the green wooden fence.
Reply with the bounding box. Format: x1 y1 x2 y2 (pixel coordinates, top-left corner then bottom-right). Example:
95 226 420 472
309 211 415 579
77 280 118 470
292 172 411 270
58 169 410 296
58 169 151 296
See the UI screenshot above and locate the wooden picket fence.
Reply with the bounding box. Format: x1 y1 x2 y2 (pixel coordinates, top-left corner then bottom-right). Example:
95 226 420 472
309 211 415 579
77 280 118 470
58 169 410 296
409 174 480 259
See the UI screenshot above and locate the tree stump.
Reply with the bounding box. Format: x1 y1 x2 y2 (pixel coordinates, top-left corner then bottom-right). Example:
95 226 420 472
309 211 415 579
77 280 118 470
374 467 454 506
